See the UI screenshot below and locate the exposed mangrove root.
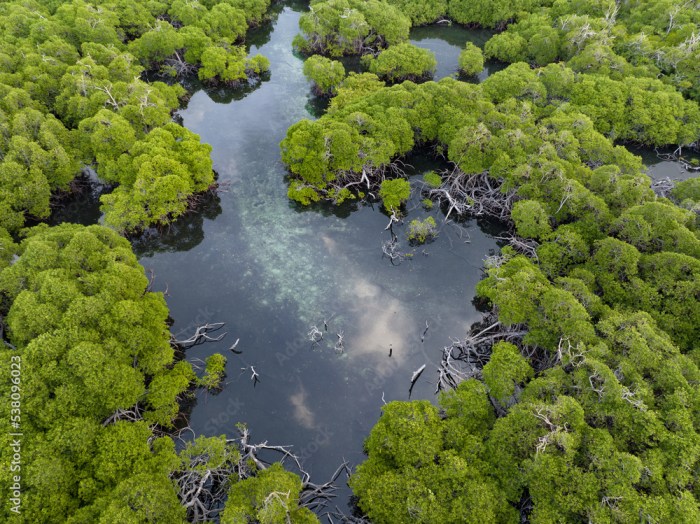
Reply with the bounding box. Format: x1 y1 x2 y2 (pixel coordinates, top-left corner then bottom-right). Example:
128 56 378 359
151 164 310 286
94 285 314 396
324 509 373 523
172 426 348 522
384 210 400 231
291 161 409 205
428 167 516 221
299 31 390 57
299 462 351 513
102 403 143 426
163 50 198 77
656 144 700 172
330 160 408 199
650 176 676 198
436 314 528 393
520 344 563 374
495 233 540 260
174 454 229 523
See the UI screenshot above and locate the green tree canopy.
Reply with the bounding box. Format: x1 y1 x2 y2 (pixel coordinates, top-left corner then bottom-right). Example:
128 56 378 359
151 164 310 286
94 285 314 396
362 43 437 83
303 54 346 96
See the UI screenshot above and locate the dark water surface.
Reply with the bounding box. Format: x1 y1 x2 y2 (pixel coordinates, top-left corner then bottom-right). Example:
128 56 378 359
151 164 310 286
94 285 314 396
629 146 699 182
409 23 506 81
133 5 503 506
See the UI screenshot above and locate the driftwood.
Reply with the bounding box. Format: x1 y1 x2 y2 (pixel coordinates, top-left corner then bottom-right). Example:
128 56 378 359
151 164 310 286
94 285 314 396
249 366 260 387
172 322 226 348
381 235 404 264
323 313 336 332
649 147 699 199
308 325 324 345
420 320 430 343
408 364 427 398
656 145 700 172
334 331 345 353
229 338 242 354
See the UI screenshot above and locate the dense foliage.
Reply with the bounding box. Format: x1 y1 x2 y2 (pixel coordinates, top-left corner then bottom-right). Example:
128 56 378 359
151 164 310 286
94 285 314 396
281 62 700 204
293 0 411 56
0 1 316 523
383 0 447 26
362 43 437 83
482 0 700 103
379 178 411 213
458 41 484 76
407 216 438 243
0 224 189 521
303 54 346 96
0 0 699 522
0 0 270 234
295 0 700 103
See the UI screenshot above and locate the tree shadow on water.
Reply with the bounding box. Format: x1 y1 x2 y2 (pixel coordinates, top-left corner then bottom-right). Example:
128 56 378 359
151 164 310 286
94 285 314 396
131 190 223 257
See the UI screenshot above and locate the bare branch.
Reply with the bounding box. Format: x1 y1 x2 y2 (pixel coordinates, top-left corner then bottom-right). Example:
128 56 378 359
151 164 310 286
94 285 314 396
172 323 226 348
428 167 516 222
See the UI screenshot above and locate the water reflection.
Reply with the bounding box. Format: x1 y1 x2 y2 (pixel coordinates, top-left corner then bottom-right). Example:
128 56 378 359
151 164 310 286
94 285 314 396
409 23 506 81
47 12 696 510
289 383 317 429
47 171 106 227
132 191 222 256
190 75 272 105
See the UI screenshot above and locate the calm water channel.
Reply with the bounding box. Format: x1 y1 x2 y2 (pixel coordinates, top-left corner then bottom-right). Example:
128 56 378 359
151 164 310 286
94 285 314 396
48 0 696 512
135 3 504 506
